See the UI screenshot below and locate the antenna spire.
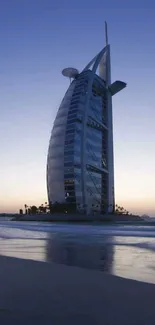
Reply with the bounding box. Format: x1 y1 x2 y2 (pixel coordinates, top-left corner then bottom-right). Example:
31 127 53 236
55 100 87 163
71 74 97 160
105 21 108 46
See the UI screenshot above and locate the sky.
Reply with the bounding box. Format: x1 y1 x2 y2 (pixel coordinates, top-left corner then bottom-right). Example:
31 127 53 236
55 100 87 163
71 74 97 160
0 0 155 216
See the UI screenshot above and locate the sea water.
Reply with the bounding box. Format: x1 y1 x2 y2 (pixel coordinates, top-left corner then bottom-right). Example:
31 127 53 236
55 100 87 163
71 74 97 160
0 221 155 284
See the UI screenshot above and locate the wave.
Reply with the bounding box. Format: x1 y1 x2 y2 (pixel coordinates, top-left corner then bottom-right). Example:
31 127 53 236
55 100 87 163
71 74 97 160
0 222 155 241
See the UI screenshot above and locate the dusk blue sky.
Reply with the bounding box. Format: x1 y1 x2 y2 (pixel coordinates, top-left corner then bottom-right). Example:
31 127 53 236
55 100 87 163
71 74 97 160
0 0 155 215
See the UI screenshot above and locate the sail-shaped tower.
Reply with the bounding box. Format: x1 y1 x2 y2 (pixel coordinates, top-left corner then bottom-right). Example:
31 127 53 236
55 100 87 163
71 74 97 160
47 23 126 215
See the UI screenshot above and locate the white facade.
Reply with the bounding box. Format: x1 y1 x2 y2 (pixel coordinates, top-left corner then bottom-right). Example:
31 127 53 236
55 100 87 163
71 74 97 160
47 34 126 215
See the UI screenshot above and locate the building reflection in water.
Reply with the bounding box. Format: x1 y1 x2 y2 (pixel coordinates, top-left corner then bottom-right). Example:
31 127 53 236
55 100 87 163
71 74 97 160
46 233 114 273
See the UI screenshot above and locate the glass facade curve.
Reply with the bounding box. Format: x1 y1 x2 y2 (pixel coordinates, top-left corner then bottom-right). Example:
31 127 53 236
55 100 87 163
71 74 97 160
47 45 126 215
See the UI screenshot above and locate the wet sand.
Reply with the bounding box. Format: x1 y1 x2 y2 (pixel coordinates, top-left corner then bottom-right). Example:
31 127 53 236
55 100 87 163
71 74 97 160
0 256 155 325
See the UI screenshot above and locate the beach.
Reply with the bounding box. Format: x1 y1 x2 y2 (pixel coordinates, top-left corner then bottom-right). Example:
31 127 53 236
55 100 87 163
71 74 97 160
0 221 155 324
0 255 155 324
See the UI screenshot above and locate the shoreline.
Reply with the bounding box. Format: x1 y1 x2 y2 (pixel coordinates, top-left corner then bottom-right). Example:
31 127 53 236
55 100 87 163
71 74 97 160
0 256 155 324
0 212 142 222
15 212 142 222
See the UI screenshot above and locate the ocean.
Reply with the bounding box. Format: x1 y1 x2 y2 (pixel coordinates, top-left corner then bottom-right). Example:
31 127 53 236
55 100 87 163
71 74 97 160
0 221 155 284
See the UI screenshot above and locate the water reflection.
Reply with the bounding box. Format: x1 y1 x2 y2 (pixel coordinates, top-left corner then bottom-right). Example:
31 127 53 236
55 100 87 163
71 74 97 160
45 233 155 283
113 236 155 283
0 238 47 262
46 234 114 273
0 223 155 284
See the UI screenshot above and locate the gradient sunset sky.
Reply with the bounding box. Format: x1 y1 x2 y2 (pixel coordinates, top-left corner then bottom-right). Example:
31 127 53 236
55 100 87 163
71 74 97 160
0 0 155 216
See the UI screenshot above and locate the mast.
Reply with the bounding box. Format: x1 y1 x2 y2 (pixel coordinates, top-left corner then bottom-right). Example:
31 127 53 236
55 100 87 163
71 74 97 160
99 21 108 79
105 21 108 46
